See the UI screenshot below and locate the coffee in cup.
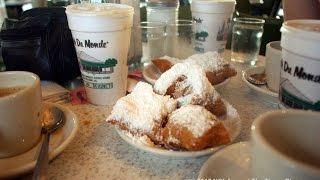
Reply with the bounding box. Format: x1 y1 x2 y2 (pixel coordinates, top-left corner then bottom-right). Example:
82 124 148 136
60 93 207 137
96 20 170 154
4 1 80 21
0 71 42 158
251 110 320 179
0 86 25 97
66 3 134 105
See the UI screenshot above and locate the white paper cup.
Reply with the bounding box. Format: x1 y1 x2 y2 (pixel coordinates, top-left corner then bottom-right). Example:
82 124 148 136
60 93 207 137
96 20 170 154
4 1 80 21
265 41 281 92
251 110 320 179
0 71 42 158
191 0 235 53
66 3 134 105
280 20 320 111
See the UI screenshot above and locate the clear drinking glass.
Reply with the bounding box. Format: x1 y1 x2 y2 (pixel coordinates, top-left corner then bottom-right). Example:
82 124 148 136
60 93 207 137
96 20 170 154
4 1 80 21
140 21 166 64
165 20 195 59
231 17 265 65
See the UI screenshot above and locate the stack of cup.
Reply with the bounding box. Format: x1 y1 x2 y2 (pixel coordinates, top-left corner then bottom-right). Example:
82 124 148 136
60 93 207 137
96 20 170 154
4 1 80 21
191 0 235 53
66 3 134 105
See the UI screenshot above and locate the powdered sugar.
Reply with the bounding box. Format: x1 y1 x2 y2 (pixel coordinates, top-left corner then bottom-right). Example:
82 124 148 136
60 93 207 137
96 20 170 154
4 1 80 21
185 51 228 72
106 82 177 134
154 63 214 106
225 102 238 119
166 134 180 144
122 130 156 147
168 105 217 138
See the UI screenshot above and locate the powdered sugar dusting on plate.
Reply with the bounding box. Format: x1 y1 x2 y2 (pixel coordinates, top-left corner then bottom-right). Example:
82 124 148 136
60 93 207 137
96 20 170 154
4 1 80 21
122 130 156 147
107 82 177 133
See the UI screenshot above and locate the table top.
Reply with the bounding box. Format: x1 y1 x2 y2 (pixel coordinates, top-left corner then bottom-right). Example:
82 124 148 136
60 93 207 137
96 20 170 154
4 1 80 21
24 52 277 180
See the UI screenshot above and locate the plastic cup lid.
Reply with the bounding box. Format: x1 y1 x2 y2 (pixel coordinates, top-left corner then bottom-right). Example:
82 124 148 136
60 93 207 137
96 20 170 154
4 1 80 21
191 0 235 14
146 0 179 7
66 3 134 17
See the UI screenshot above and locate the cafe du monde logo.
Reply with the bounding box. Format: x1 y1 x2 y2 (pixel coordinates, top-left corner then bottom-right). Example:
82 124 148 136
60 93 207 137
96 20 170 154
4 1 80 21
77 51 118 74
193 17 209 42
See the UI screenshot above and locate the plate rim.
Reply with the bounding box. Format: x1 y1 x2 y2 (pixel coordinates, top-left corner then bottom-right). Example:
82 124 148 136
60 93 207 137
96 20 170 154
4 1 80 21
0 102 79 178
242 66 278 98
198 141 251 179
116 128 223 158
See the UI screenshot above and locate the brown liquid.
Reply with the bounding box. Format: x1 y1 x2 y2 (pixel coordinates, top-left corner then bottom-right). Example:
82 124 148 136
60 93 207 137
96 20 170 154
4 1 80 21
0 86 25 97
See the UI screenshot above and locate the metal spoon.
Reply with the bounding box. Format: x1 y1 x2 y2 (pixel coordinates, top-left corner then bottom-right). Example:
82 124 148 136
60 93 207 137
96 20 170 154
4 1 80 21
245 71 267 86
33 106 65 180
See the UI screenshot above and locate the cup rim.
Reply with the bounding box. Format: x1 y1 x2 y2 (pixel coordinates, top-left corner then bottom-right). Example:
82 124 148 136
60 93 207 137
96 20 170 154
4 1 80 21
139 21 167 29
267 41 282 51
167 20 194 26
0 71 40 101
66 3 134 17
252 109 320 175
233 17 265 24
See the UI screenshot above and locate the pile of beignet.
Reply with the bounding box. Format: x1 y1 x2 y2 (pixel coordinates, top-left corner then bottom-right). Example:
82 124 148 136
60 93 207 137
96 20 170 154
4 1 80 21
152 51 237 85
107 52 237 151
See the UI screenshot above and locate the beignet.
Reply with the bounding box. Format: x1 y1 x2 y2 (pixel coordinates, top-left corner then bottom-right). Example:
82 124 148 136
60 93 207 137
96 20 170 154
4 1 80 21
106 82 177 143
151 51 237 85
154 63 226 116
162 105 231 151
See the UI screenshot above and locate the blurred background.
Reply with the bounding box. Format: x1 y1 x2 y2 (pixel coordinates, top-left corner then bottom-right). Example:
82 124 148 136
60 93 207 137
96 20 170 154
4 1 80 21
138 0 282 55
0 0 283 71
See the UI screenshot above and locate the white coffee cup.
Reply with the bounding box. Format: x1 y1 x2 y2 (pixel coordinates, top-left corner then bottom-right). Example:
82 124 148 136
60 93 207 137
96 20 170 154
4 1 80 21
265 41 281 92
66 3 134 105
280 20 320 110
0 71 42 158
191 0 235 53
251 110 320 180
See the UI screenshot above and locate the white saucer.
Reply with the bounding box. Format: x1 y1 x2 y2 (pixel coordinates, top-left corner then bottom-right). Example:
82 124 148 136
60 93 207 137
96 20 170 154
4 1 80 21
0 102 78 178
116 101 241 158
242 66 278 98
142 63 231 88
198 142 251 179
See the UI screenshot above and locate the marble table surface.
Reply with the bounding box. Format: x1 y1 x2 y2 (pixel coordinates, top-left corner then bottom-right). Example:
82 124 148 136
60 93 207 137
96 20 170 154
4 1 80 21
24 53 278 180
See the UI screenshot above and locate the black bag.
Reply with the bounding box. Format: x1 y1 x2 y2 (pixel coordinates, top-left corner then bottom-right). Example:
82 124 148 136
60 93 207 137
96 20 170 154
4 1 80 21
0 7 80 84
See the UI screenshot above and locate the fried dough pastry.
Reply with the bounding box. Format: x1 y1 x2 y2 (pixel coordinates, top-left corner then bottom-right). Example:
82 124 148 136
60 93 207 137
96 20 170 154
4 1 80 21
152 51 237 85
162 105 231 151
152 59 173 73
106 82 177 143
154 63 226 117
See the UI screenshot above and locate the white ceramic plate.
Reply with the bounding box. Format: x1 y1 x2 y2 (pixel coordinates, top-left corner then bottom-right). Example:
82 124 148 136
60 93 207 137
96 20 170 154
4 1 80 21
116 101 241 158
0 102 78 178
142 63 231 88
198 142 251 179
242 66 278 98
